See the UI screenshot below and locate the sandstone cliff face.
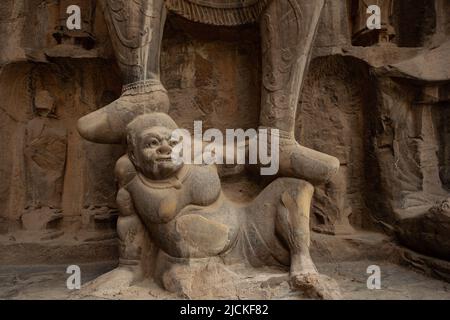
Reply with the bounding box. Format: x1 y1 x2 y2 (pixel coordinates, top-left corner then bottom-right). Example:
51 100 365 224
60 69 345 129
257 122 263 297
0 0 449 270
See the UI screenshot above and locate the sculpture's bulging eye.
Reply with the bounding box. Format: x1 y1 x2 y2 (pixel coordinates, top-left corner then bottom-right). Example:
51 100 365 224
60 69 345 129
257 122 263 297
147 138 160 148
169 139 178 147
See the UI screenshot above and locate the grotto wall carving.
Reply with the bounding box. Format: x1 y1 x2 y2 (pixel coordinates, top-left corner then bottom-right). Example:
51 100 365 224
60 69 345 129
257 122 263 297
0 0 449 299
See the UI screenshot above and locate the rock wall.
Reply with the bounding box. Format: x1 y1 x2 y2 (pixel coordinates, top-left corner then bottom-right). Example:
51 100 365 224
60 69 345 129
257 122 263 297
298 56 377 234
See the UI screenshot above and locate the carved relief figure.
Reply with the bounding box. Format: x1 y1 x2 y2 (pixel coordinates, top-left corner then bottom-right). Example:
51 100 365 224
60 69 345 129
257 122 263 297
22 90 66 230
77 0 340 185
77 0 342 299
109 113 340 299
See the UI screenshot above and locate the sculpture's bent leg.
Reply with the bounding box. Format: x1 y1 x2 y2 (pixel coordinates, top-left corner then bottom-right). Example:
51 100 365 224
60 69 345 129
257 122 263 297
276 181 316 274
114 155 147 278
77 0 169 144
259 0 340 184
82 155 146 294
274 179 341 299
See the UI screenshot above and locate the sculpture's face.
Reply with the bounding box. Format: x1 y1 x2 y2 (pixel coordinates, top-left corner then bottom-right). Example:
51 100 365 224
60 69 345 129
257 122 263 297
441 199 450 213
131 126 183 180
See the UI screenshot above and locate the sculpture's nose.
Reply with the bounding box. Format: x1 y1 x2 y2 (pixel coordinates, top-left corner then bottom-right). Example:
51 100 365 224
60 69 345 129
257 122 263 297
157 144 172 156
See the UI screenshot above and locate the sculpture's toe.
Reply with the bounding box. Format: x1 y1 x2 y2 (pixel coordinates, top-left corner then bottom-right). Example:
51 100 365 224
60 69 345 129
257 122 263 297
77 93 134 144
77 108 123 144
291 273 342 300
77 91 171 144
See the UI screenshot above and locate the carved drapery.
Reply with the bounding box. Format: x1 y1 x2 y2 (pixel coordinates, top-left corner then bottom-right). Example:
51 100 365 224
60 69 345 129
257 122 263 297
259 0 305 133
165 0 270 26
101 0 167 84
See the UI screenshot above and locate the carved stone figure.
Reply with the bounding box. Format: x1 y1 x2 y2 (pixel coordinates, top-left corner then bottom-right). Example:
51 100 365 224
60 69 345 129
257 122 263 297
2 0 450 301
75 0 343 299
94 113 339 299
22 90 66 231
77 0 340 184
77 0 170 143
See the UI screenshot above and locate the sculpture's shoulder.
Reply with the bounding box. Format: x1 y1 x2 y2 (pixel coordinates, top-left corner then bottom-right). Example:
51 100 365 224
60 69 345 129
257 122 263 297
165 0 270 26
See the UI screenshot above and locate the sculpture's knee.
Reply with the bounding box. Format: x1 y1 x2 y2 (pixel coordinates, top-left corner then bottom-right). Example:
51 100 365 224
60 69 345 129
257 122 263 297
293 180 315 203
273 178 314 199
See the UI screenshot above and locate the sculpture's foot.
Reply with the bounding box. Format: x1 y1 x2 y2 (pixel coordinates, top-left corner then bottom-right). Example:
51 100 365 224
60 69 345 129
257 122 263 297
289 252 341 299
276 136 340 184
290 272 342 300
77 89 170 144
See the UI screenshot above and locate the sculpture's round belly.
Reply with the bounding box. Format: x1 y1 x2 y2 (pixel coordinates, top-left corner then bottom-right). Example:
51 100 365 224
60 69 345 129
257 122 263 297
152 213 232 258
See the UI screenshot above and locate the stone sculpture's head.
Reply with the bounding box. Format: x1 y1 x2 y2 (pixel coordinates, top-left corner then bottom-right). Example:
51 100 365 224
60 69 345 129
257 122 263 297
439 198 450 214
126 113 183 180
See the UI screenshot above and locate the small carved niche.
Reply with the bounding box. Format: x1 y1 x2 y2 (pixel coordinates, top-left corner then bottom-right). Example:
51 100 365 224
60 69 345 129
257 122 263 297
392 0 437 47
52 0 96 50
348 0 396 46
432 105 450 191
